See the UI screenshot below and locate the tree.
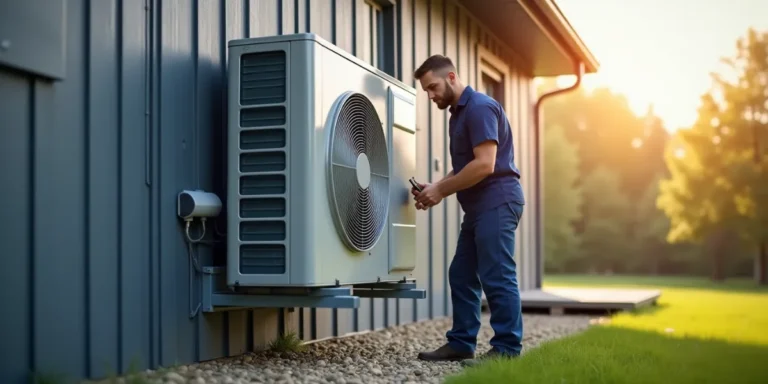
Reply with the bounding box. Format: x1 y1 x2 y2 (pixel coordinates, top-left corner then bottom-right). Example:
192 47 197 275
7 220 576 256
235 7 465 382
657 28 768 283
543 124 583 273
537 79 674 275
630 106 672 200
630 173 671 274
579 166 633 274
538 83 654 198
657 99 739 280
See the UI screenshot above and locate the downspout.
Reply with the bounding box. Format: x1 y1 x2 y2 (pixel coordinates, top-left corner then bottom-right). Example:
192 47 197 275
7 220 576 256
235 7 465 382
532 61 585 289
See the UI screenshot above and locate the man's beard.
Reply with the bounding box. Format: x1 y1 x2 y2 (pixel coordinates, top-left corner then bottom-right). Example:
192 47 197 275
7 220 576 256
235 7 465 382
435 83 454 110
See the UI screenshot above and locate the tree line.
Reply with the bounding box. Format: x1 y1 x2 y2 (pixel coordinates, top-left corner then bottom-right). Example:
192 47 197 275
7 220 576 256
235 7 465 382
540 28 767 284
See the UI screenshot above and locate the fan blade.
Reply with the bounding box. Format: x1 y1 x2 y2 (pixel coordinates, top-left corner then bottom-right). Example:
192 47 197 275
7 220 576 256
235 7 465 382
327 92 389 252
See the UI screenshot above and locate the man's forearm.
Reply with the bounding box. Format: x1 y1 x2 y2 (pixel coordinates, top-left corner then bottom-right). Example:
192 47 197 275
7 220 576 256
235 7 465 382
436 160 492 197
436 170 454 185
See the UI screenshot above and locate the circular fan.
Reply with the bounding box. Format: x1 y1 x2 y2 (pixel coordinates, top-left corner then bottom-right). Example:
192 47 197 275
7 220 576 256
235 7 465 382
325 91 390 252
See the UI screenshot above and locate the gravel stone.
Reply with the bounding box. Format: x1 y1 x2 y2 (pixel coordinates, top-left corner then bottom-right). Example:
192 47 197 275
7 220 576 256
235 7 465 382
94 313 594 384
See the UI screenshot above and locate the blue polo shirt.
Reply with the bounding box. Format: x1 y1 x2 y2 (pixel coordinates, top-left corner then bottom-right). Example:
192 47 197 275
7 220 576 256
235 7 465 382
448 86 525 215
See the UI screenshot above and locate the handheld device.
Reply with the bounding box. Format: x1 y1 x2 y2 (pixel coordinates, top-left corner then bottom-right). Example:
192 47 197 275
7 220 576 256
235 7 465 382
409 177 423 192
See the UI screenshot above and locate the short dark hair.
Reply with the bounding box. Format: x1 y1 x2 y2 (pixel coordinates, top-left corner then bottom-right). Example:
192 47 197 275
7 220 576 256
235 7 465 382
414 55 455 79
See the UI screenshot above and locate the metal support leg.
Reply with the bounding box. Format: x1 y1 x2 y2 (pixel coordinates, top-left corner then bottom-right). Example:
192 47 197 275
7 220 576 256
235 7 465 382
200 267 425 312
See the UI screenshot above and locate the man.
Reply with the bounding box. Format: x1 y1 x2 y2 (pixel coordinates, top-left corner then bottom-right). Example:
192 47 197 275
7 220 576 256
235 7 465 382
411 54 525 367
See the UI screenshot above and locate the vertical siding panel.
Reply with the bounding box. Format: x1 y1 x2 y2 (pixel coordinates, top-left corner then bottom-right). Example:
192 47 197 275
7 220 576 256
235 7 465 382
444 0 459 317
251 0 279 37
309 0 333 42
397 0 415 325
467 21 477 97
356 300 372 335
251 309 279 350
457 12 468 111
428 0 446 319
370 3 377 67
335 0 355 53
150 0 168 366
317 308 335 340
372 298 385 330
520 76 530 289
158 0 195 365
517 75 527 290
88 0 121 376
370 297 383 330
521 75 532 289
354 0 371 63
412 0 430 321
302 311 313 341
284 309 300 339
121 0 153 371
523 77 533 290
282 0 296 35
33 0 87 377
197 0 228 361
0 71 32 384
199 315 226 360
399 0 414 88
525 78 537 290
517 75 526 289
31 81 52 375
509 68 525 285
295 0 307 33
385 298 397 328
227 312 249 356
336 308 354 338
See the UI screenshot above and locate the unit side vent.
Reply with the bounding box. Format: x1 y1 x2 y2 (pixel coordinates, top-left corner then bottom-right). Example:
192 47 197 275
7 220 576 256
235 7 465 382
237 49 289 275
240 51 286 105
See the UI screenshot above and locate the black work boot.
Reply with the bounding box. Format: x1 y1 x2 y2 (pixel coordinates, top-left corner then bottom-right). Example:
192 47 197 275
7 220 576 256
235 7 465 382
417 343 474 361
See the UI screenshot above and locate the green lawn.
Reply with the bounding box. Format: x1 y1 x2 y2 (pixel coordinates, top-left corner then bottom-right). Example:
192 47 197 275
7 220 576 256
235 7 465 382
445 275 768 384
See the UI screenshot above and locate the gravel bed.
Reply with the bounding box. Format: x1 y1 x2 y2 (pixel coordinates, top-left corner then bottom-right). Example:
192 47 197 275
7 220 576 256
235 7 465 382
100 313 594 384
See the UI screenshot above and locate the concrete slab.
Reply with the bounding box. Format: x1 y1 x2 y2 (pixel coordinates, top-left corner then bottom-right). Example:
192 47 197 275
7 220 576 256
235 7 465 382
482 287 662 314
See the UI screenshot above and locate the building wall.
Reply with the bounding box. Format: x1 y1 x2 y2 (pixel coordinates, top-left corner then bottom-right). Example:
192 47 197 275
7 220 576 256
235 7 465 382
0 0 537 382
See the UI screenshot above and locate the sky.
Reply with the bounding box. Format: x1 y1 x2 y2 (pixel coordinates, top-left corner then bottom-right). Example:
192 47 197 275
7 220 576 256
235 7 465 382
550 0 768 132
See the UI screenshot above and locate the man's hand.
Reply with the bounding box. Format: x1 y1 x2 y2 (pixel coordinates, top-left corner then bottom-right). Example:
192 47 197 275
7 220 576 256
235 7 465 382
411 182 434 210
414 182 444 209
411 183 427 210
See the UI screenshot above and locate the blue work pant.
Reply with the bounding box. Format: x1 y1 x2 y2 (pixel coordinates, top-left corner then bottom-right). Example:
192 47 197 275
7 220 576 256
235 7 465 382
446 201 524 356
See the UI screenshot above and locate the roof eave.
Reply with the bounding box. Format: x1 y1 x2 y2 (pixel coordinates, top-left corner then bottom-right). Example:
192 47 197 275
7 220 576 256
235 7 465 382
520 0 600 74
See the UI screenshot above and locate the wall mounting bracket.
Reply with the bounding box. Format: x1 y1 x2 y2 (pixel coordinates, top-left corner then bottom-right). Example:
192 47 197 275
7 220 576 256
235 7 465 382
201 266 426 312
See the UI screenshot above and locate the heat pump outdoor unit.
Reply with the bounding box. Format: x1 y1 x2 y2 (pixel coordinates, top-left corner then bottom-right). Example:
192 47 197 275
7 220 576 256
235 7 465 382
226 33 418 289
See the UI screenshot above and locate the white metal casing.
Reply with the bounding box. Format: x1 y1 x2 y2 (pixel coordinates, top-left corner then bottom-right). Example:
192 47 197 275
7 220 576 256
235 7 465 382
226 33 418 288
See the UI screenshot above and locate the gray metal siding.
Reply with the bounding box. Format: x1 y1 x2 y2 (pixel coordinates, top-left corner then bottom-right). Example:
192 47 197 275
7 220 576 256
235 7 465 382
0 0 537 382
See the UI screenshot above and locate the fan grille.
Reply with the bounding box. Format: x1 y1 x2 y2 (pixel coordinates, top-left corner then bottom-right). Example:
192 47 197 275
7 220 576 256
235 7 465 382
326 91 390 252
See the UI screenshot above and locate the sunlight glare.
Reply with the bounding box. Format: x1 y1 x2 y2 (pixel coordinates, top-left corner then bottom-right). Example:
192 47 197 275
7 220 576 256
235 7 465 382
553 0 768 133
